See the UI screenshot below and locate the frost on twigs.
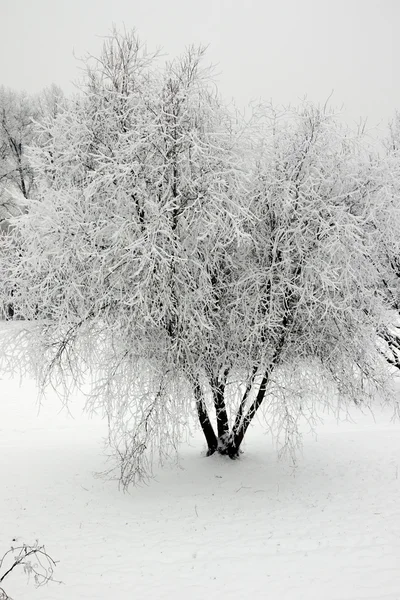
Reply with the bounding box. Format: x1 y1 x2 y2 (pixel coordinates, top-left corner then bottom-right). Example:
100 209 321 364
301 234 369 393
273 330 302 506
94 356 194 488
0 541 61 599
1 28 400 487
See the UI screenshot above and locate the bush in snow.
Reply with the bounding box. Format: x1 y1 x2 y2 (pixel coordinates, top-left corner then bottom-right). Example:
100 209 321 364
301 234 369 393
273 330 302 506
0 541 60 599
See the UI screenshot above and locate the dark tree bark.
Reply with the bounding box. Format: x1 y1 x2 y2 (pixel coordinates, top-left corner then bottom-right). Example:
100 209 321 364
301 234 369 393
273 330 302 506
379 325 400 370
231 365 258 439
5 303 14 320
194 379 218 455
211 368 230 452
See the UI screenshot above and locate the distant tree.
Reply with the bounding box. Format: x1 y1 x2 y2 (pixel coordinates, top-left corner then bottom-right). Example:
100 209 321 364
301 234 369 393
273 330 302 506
386 111 400 154
0 88 38 217
0 85 65 319
0 29 398 487
37 84 64 121
0 88 39 319
0 85 64 219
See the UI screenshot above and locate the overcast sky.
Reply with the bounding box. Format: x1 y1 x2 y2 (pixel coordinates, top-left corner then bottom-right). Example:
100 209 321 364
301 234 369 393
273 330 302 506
1 0 398 129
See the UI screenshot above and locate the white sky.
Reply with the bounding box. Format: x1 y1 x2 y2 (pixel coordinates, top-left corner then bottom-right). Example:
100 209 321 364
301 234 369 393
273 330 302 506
1 0 398 128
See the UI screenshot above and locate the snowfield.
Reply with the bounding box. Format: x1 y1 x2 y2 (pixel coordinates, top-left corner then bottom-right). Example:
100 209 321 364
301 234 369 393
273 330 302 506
1 373 400 600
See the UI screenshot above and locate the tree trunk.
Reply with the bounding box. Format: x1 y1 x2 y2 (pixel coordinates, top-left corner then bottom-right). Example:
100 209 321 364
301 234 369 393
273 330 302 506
195 367 273 458
229 322 290 455
231 366 258 439
194 380 218 455
230 370 271 452
195 320 289 458
211 369 230 452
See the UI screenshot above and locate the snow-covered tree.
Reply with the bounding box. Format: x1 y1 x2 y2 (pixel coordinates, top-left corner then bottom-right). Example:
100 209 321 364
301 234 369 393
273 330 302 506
374 111 400 369
0 85 64 217
0 88 39 220
1 29 398 487
0 85 64 318
0 88 40 319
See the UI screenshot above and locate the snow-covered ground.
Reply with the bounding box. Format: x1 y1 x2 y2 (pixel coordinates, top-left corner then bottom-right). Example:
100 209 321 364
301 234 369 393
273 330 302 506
1 373 400 600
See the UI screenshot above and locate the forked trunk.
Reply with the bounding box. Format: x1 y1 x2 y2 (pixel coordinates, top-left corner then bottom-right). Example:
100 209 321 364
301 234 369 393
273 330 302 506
196 323 289 457
194 369 271 459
